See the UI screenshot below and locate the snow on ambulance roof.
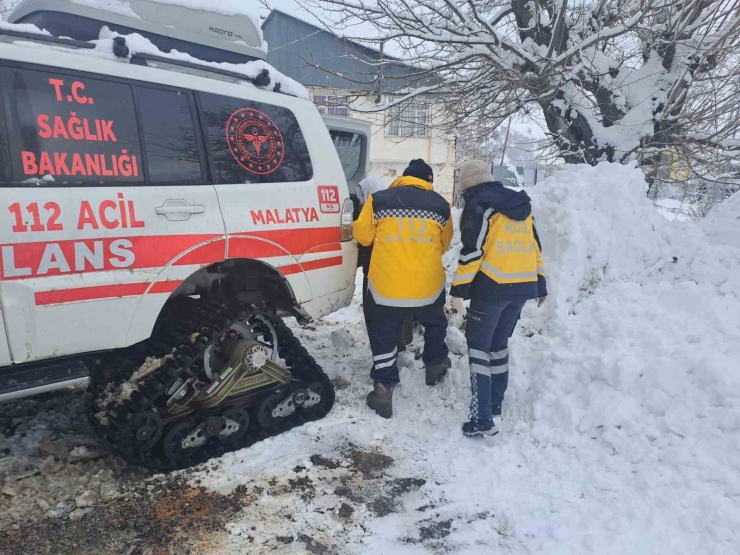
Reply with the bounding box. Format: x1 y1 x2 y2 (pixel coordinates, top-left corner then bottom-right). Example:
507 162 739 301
73 0 267 50
10 0 267 60
0 21 308 99
99 27 308 98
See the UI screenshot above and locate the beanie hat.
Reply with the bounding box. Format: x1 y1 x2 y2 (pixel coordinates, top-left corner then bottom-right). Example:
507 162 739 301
403 159 434 183
459 159 494 192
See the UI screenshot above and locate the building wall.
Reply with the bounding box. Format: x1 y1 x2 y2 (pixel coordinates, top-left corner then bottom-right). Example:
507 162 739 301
310 88 456 201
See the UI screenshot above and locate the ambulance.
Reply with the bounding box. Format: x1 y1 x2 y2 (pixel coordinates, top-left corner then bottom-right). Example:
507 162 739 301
0 0 361 468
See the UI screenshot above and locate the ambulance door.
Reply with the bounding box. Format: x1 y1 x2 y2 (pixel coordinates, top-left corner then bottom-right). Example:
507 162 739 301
198 91 340 304
0 66 225 363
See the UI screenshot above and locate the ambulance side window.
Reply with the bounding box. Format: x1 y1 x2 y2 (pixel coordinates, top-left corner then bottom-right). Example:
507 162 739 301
2 67 143 184
198 92 313 184
134 87 204 184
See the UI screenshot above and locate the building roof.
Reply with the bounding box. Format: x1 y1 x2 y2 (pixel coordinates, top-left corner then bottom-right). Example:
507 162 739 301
261 10 431 94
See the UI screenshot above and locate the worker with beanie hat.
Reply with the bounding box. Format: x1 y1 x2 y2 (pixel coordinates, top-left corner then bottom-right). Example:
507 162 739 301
354 159 453 418
451 160 547 438
403 159 435 183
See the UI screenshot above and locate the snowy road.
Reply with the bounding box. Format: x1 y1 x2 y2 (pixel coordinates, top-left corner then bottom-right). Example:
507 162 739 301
1 163 738 554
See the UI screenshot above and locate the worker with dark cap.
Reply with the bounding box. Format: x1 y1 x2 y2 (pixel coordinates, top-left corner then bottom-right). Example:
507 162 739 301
354 159 454 418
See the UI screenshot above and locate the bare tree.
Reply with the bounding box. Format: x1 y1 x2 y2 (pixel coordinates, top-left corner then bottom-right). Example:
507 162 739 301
0 0 18 20
299 0 740 186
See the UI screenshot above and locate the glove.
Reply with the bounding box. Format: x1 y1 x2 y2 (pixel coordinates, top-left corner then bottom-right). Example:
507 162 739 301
537 296 547 307
451 297 466 316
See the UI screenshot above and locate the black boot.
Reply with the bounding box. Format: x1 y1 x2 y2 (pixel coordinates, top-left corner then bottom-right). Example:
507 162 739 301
366 381 393 418
462 418 499 438
425 357 451 386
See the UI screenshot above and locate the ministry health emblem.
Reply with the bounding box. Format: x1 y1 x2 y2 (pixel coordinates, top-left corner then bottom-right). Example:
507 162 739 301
226 108 284 175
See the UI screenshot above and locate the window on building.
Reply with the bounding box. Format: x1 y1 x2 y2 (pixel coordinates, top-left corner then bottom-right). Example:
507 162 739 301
199 92 313 184
2 67 143 184
135 87 203 183
387 101 429 138
313 95 350 117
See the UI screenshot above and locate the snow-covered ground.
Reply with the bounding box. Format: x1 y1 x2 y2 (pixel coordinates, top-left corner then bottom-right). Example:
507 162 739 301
1 163 738 554
187 162 739 554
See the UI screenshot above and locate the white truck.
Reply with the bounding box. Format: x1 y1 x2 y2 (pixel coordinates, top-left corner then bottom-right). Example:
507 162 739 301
0 0 363 469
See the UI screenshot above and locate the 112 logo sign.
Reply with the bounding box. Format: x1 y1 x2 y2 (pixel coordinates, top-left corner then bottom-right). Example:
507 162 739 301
317 186 340 213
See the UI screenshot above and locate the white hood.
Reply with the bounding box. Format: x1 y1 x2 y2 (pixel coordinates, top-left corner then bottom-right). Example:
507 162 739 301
357 177 385 204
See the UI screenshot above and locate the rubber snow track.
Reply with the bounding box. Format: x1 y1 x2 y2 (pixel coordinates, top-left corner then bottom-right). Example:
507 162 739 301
90 296 335 471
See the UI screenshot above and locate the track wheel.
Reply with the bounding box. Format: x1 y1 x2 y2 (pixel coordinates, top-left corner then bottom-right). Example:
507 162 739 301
219 407 250 444
128 410 163 453
304 381 327 416
162 420 197 467
257 392 285 429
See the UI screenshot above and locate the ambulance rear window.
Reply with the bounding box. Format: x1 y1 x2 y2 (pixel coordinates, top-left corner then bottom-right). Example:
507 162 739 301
198 92 313 184
330 130 362 181
2 68 143 184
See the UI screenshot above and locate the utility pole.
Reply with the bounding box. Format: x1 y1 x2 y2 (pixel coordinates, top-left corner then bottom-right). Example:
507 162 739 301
499 117 512 166
375 41 384 104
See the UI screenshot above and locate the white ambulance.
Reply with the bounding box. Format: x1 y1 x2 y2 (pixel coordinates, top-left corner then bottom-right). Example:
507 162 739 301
0 0 360 468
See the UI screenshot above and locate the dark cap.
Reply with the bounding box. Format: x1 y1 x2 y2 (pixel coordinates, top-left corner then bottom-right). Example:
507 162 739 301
403 159 434 183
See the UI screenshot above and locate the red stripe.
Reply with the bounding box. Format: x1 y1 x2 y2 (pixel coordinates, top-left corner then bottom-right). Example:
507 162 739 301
227 236 291 259
31 253 342 306
245 228 341 253
279 256 343 276
173 239 226 267
2 228 340 281
35 283 149 305
2 234 222 280
35 279 185 306
147 280 183 294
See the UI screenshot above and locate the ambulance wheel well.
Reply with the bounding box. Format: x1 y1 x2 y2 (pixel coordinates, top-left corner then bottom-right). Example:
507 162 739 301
171 258 297 314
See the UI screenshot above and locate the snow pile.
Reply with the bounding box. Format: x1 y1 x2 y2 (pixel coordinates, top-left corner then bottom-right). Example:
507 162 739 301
527 162 732 319
515 163 740 551
701 191 740 249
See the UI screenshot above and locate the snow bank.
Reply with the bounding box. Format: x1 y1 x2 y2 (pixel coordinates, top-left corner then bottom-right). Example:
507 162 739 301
701 191 740 249
527 162 739 319
515 163 740 551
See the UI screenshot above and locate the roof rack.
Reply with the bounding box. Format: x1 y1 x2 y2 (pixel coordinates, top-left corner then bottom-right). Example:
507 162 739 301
0 28 286 95
0 26 94 50
130 52 277 92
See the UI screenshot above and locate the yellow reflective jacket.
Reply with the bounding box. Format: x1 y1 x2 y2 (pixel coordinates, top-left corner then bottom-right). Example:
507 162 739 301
354 176 454 307
450 182 547 301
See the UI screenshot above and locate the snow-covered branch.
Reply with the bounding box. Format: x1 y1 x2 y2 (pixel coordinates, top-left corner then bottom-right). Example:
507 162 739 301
299 0 740 184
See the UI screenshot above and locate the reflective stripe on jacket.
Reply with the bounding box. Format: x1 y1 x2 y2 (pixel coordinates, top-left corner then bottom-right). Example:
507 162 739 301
450 182 547 301
353 176 454 307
